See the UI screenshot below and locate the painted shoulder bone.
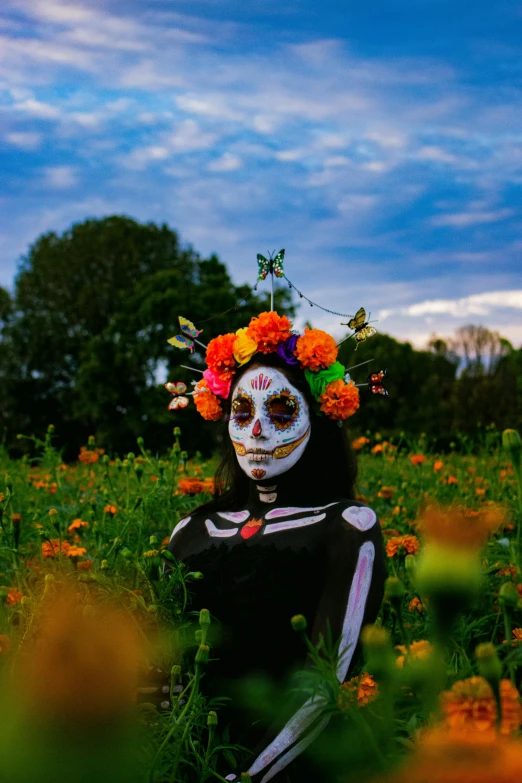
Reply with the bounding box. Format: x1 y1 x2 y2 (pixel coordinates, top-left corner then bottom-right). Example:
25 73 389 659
342 505 377 531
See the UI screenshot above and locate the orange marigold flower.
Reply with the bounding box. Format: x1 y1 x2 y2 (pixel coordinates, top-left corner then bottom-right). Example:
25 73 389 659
67 519 89 533
294 328 338 371
205 333 237 380
415 502 504 549
11 513 21 524
66 546 87 558
408 597 424 613
386 534 419 558
319 379 360 420
377 486 394 499
78 446 104 464
385 729 522 783
372 443 384 454
433 459 444 471
42 539 71 558
245 311 292 354
5 586 24 606
396 639 433 668
77 560 93 571
193 380 223 421
352 436 370 450
0 634 11 655
475 488 486 496
104 504 117 516
338 673 378 710
496 564 518 579
202 477 215 493
441 677 522 736
512 628 522 642
178 477 205 495
410 454 427 466
447 475 458 485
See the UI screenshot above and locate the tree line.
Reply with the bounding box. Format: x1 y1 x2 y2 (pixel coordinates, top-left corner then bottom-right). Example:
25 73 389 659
0 216 520 458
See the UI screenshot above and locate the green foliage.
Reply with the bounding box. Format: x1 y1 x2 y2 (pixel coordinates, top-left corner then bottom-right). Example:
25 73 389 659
339 331 522 442
0 427 521 781
0 216 292 457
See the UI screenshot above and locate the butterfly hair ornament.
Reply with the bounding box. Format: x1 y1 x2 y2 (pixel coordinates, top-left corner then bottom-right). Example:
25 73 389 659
165 248 385 422
167 315 386 424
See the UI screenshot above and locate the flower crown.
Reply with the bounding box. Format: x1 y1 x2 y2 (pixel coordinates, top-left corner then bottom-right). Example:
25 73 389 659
167 311 361 424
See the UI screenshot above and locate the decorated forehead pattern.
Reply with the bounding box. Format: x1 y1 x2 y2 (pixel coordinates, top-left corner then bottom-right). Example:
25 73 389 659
251 372 272 391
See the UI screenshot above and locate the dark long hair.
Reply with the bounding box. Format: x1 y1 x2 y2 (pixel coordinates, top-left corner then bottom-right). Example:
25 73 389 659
195 353 358 513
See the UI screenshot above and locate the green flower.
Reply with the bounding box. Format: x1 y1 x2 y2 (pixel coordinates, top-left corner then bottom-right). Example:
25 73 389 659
304 361 345 400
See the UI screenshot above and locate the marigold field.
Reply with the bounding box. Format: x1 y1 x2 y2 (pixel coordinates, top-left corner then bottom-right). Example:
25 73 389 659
0 425 521 783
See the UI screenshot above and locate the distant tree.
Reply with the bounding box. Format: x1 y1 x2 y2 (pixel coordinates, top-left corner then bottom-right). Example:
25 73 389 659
0 287 12 324
448 324 512 376
338 332 459 439
0 216 292 456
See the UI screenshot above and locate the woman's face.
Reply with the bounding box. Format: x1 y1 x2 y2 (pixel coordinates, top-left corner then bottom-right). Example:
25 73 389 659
228 365 311 481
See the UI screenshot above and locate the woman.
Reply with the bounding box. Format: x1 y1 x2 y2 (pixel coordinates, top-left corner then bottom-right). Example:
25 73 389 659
168 313 385 782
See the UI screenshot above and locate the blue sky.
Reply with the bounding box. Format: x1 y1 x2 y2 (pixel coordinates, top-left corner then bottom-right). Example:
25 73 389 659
1 0 521 346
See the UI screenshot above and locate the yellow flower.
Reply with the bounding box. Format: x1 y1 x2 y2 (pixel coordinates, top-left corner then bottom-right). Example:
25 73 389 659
233 327 258 365
395 639 433 668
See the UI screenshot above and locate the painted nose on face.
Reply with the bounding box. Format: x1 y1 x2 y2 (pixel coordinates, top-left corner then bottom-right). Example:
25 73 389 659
252 418 262 437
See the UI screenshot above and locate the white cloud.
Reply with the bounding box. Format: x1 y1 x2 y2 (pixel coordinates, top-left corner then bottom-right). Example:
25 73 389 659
43 165 78 188
14 98 60 119
5 130 41 148
379 290 522 320
431 208 515 227
207 152 242 172
416 145 461 164
169 119 216 152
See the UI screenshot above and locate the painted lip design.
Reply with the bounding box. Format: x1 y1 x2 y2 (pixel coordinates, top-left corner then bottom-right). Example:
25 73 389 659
231 426 311 460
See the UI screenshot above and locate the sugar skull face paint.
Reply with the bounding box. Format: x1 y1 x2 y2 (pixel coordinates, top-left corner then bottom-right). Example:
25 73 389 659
229 367 311 481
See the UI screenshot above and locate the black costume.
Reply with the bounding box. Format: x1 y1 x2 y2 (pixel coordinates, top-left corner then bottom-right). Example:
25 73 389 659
169 468 385 783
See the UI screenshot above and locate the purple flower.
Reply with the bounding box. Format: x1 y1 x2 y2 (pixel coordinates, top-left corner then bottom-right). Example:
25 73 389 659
276 334 299 365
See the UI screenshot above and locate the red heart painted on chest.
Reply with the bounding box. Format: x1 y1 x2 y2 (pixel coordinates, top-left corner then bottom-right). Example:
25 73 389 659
240 518 263 539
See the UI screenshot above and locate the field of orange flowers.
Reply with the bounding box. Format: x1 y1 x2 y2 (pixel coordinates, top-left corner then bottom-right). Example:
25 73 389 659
0 424 521 782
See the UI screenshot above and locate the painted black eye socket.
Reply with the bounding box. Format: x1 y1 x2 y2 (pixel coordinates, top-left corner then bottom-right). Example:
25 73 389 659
266 391 299 430
231 394 254 427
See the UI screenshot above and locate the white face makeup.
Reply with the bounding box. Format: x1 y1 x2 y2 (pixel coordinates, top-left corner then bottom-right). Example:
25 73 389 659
228 366 311 482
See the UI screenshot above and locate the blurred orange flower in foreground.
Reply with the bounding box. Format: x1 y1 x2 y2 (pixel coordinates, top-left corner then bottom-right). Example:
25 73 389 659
441 677 522 737
16 590 147 724
0 634 11 654
381 730 522 783
415 503 504 550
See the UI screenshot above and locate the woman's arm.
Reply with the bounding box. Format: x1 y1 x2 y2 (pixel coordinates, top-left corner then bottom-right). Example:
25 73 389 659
239 506 385 783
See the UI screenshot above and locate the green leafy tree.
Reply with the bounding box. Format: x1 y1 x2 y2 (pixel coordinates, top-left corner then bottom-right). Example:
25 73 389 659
0 216 292 456
338 332 459 440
